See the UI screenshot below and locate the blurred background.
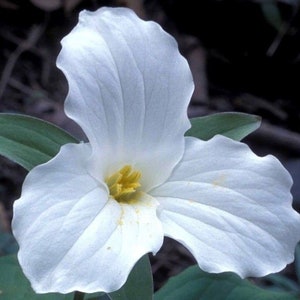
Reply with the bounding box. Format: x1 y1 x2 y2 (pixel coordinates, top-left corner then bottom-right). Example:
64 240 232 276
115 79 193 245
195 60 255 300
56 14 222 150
0 0 300 293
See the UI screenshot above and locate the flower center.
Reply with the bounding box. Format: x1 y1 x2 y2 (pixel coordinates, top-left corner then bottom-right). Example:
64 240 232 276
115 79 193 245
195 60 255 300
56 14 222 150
105 165 142 203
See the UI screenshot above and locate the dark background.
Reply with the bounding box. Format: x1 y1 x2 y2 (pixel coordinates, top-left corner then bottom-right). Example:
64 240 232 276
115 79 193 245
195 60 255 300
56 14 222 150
0 0 300 292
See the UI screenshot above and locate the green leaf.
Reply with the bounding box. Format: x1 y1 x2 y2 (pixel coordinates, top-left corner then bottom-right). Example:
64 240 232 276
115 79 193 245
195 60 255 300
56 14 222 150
0 232 18 255
294 242 300 283
84 292 111 299
154 265 298 300
264 273 300 293
83 255 153 300
86 295 111 300
260 2 282 32
0 254 73 299
0 113 78 171
186 112 261 141
109 255 153 300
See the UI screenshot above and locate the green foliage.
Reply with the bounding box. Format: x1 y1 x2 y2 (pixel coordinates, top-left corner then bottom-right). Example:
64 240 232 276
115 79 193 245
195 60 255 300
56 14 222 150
186 112 261 141
154 265 298 300
0 254 152 300
109 255 153 300
0 112 296 300
0 255 73 300
0 232 18 255
263 273 300 294
0 112 260 172
260 1 282 31
0 113 78 171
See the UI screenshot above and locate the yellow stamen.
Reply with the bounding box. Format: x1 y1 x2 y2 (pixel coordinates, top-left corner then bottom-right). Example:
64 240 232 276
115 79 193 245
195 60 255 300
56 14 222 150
106 165 142 203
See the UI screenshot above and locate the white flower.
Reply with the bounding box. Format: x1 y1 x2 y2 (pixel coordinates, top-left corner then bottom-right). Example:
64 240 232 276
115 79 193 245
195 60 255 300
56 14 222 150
12 6 300 294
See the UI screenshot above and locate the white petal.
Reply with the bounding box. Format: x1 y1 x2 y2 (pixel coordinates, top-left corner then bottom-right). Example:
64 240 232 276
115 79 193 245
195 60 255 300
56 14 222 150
57 7 194 189
151 135 300 278
12 143 163 293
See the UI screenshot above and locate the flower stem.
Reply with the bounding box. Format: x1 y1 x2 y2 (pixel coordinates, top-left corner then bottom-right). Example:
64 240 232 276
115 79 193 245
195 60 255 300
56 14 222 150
74 291 85 300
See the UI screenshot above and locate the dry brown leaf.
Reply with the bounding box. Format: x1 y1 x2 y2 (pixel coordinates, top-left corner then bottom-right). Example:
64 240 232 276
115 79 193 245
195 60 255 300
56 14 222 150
117 0 146 19
64 0 84 12
0 0 19 9
0 202 9 232
30 0 62 11
30 0 83 12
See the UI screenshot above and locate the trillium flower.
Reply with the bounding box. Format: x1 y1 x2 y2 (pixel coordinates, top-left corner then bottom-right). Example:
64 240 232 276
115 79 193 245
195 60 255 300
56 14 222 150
12 6 300 294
